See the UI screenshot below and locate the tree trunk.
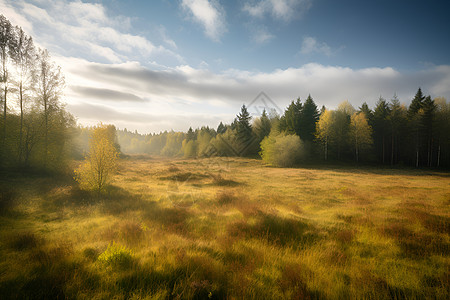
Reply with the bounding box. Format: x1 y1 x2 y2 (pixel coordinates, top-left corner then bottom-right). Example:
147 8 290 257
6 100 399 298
44 95 48 168
437 143 440 168
416 147 419 168
428 138 433 167
2 82 6 146
19 83 23 163
391 132 394 166
1 50 6 147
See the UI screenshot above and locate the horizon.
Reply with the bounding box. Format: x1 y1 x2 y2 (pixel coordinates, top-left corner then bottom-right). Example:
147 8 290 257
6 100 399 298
2 0 450 134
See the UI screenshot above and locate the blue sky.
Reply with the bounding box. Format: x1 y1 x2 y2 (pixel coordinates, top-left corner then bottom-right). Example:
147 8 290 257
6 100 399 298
1 0 450 133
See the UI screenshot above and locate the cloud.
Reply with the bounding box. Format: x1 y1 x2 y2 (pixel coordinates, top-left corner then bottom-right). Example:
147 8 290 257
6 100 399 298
243 0 312 21
158 26 177 49
1 0 183 65
300 36 334 57
181 0 227 41
56 55 450 133
252 27 275 44
70 86 146 102
68 101 230 133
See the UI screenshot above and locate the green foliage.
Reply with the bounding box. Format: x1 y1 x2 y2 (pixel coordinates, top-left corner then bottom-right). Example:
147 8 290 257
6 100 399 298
75 124 118 193
408 87 425 118
161 131 184 156
279 98 302 135
260 132 305 167
299 95 319 142
253 109 272 143
350 112 373 162
235 104 254 156
182 139 197 158
97 242 134 268
0 15 73 172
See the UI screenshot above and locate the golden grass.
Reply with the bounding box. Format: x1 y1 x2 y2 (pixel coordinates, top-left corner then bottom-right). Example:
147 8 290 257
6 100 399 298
0 155 449 299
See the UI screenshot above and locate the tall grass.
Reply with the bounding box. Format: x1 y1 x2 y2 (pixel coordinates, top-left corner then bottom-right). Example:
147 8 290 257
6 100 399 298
0 156 448 299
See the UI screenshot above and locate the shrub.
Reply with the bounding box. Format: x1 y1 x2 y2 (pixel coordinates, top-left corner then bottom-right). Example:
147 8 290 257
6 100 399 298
260 132 305 167
97 242 134 268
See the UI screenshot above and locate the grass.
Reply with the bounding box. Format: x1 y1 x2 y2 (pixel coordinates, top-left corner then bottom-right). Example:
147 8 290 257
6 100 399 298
0 156 449 299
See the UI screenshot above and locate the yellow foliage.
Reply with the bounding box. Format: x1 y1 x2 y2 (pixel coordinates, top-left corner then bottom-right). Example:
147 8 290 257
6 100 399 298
74 124 118 193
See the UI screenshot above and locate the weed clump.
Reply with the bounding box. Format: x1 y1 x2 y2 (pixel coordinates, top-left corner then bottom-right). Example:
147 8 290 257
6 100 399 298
211 174 240 186
217 190 236 205
98 242 134 268
9 232 40 250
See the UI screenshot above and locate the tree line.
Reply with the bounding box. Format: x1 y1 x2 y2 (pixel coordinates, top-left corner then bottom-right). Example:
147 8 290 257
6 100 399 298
0 15 74 172
116 89 449 168
1 14 448 171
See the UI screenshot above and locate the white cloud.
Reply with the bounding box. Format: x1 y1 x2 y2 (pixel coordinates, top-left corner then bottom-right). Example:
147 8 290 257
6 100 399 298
300 36 334 57
0 0 33 33
1 0 183 64
158 26 177 49
54 55 450 133
181 0 227 41
252 27 275 44
243 0 312 21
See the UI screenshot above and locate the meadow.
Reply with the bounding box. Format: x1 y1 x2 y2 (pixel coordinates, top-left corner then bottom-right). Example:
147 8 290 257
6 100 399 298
0 156 449 299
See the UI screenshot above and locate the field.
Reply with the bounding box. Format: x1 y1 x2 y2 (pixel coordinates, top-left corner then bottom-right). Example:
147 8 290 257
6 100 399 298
0 156 449 299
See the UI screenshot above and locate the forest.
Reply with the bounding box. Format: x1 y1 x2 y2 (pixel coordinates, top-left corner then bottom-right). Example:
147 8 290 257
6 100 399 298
1 14 449 172
112 90 449 169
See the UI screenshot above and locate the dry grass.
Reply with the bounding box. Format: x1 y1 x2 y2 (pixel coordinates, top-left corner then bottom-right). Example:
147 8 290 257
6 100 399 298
0 155 449 299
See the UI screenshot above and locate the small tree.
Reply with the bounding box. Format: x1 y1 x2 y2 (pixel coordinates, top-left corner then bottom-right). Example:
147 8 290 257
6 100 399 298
75 124 118 194
315 109 333 160
350 112 373 162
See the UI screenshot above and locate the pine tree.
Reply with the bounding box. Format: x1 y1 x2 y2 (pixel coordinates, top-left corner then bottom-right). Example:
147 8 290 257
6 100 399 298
408 88 426 167
408 87 425 118
388 95 406 165
235 104 253 156
421 96 436 166
299 94 319 142
253 109 271 143
373 97 390 164
217 122 226 134
280 98 302 135
186 127 195 141
359 102 373 125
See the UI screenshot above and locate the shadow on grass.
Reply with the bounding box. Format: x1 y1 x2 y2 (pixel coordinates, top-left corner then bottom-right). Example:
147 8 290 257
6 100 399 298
0 231 100 300
380 221 449 258
159 172 209 182
145 206 192 235
228 212 320 248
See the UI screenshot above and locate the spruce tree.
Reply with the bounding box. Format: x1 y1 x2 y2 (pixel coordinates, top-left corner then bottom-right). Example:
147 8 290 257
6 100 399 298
359 102 373 126
373 97 390 164
421 96 436 166
186 127 195 141
408 87 425 118
235 104 253 156
217 122 226 134
299 94 319 142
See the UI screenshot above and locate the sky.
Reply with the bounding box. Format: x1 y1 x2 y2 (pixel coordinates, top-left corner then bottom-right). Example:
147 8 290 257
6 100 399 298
1 0 450 133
